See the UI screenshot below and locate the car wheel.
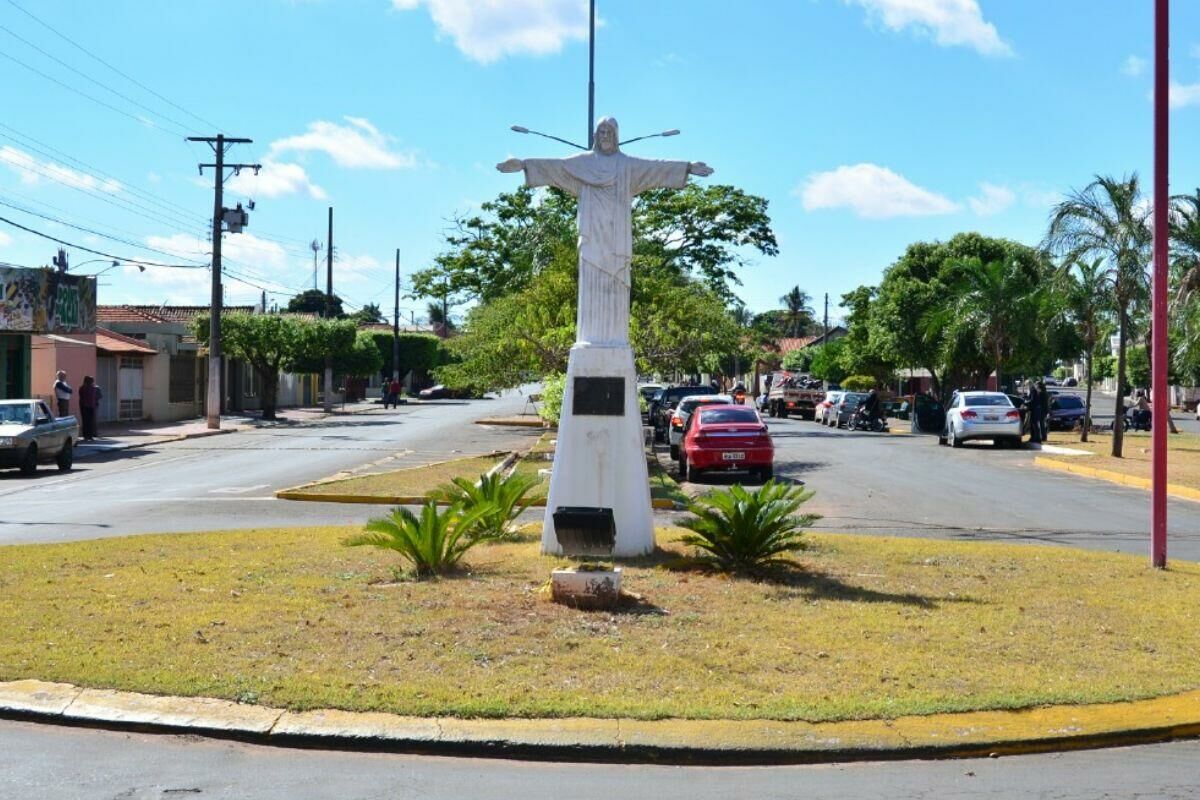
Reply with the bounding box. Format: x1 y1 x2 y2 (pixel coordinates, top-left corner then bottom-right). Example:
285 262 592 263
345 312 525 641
654 427 665 443
951 425 963 448
937 431 947 445
56 439 73 472
686 461 702 483
669 444 679 460
758 466 774 482
19 443 37 475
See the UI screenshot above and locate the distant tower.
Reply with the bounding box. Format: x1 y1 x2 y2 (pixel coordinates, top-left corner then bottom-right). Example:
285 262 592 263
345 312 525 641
310 239 322 290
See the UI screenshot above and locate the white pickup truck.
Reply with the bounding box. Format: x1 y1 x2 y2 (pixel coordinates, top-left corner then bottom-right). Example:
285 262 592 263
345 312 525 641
0 399 78 475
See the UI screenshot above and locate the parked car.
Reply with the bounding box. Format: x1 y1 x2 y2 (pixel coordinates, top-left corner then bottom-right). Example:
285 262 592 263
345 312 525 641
0 399 77 475
1063 376 1078 387
830 392 870 428
678 405 774 484
938 391 1022 448
638 383 665 422
651 386 713 442
1043 376 1060 387
813 390 844 425
417 384 471 400
668 394 732 459
1048 393 1087 430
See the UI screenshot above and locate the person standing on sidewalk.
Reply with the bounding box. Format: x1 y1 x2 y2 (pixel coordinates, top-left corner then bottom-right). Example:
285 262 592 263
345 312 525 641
78 376 101 441
1026 381 1043 444
53 371 72 418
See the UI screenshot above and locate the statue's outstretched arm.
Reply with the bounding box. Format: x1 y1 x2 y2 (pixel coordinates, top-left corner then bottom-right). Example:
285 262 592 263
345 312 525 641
496 158 524 173
688 162 713 177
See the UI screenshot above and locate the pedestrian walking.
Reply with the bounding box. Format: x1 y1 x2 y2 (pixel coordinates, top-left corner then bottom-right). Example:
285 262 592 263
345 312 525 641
78 376 101 440
53 370 72 418
1026 381 1043 444
386 378 401 408
1036 380 1050 442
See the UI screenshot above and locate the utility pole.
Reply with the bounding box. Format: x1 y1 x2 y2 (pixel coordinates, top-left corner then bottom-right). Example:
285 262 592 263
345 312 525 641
188 134 260 430
324 206 334 412
393 248 401 381
587 0 596 148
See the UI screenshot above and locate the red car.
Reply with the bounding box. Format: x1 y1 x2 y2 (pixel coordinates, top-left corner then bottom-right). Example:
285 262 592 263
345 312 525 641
678 405 774 483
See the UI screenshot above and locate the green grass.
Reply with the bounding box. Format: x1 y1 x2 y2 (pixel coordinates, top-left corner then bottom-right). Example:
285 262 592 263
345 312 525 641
294 455 505 497
1045 431 1200 488
513 432 687 505
2 526 1199 722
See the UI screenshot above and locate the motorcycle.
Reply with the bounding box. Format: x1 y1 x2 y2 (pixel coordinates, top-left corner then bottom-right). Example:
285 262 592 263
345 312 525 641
1125 407 1152 432
850 406 889 433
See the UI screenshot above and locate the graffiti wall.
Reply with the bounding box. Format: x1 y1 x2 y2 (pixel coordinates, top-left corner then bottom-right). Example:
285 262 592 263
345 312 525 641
0 267 97 333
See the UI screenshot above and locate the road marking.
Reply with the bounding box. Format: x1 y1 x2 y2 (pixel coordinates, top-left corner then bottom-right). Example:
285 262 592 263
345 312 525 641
208 484 270 495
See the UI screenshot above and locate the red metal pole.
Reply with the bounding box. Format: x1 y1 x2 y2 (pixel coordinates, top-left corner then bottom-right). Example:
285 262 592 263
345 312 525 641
1151 0 1169 568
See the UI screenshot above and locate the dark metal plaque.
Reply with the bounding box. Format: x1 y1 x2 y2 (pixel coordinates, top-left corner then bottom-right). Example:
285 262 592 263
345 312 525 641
552 506 616 557
573 377 625 416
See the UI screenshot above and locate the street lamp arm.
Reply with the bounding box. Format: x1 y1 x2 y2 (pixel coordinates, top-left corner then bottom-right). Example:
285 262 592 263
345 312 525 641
618 129 680 146
510 125 587 151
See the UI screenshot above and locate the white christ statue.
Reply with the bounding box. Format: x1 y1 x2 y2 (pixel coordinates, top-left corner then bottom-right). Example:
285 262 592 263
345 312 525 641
498 117 713 345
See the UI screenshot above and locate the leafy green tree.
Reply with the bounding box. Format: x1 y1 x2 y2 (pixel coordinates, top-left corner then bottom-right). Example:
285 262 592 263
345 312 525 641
809 338 847 384
287 288 345 318
194 312 300 421
781 348 814 372
1169 189 1200 383
349 303 385 326
837 286 895 386
287 318 359 376
778 286 814 337
341 330 384 379
1046 175 1151 457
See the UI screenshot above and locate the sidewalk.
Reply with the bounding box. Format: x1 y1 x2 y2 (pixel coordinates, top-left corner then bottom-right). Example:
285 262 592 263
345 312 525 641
74 400 382 459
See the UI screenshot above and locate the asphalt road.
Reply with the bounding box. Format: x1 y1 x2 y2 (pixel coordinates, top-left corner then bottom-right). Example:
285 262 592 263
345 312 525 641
0 393 542 545
1 718 1197 800
754 412 1200 561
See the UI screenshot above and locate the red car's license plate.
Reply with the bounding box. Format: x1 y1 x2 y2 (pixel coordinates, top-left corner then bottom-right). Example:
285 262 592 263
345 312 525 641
722 452 745 461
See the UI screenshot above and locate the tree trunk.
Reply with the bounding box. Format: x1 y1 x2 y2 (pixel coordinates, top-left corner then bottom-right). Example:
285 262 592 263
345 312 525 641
1082 349 1093 443
1112 312 1127 458
261 367 280 421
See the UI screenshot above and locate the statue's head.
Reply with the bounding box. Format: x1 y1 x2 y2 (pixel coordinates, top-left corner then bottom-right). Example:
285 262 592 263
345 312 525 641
593 117 619 155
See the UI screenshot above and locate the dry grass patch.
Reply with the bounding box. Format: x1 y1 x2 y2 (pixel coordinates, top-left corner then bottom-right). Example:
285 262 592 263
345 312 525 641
2 527 1199 722
295 454 505 498
1044 431 1200 488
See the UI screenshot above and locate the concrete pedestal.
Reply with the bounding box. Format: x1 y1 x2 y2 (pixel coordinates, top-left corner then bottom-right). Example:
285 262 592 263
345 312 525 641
541 342 654 557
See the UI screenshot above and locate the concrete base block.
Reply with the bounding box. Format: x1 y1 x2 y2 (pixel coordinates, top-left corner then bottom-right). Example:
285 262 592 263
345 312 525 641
550 567 622 610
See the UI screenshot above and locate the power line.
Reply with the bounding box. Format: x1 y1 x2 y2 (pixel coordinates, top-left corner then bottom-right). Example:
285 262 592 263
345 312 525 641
0 23 196 135
3 0 221 131
0 122 210 223
0 50 187 138
0 213 207 269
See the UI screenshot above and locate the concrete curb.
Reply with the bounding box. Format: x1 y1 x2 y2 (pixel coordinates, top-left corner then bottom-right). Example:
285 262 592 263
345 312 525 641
475 417 547 428
3 679 1200 764
1033 456 1200 503
75 427 237 459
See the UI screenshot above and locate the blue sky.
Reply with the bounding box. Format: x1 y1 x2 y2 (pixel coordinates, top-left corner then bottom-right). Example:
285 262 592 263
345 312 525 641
0 0 1198 323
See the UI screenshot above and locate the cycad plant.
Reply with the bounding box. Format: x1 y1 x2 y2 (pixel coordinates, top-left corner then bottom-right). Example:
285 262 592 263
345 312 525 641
344 502 488 577
680 481 818 572
433 471 540 539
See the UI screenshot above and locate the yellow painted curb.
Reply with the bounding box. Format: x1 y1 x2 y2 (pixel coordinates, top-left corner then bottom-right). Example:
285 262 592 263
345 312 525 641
1034 456 1200 503
475 417 547 428
4 678 1200 764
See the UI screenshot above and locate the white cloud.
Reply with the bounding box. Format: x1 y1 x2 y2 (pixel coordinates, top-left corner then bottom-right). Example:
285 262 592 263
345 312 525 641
798 163 959 219
229 160 327 200
846 0 1012 57
1122 55 1146 77
0 231 12 248
0 146 122 193
146 231 288 272
269 118 416 169
1169 82 1200 109
968 182 1015 216
393 0 589 63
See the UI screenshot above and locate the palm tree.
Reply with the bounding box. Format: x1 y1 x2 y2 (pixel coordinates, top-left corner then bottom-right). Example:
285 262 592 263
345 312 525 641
938 258 1037 395
1168 189 1200 419
1054 258 1111 442
778 286 813 338
426 300 454 336
1045 175 1151 458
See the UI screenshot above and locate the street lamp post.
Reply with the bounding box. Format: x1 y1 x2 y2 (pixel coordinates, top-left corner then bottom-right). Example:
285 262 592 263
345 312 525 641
1151 0 1169 568
69 259 146 278
511 125 681 151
